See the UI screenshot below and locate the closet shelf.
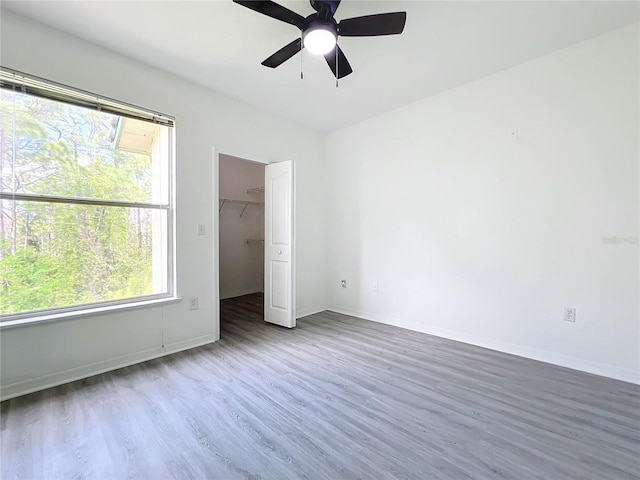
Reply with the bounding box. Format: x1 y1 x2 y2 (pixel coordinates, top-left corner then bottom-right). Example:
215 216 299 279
246 186 265 194
219 198 264 217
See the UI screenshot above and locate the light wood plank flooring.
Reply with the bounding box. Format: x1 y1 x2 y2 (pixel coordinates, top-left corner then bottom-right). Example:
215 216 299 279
2 293 639 479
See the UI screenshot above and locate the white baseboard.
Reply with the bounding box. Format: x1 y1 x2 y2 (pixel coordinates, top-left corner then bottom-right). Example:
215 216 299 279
328 305 640 385
220 288 263 300
0 334 216 401
296 305 327 318
162 334 216 355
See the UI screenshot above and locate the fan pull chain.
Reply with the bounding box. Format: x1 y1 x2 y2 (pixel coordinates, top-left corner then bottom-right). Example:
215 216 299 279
300 36 304 80
335 40 339 88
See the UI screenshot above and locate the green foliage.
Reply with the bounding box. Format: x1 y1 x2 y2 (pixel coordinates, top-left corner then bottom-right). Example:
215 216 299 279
1 90 162 316
0 247 75 314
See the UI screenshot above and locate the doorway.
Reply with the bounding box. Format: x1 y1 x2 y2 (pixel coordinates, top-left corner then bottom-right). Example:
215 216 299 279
215 151 295 337
218 154 265 303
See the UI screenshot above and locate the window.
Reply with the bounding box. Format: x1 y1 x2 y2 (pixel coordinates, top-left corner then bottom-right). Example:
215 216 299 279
0 69 175 321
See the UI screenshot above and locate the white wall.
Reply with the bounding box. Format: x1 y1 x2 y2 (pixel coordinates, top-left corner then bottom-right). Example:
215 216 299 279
219 155 265 299
0 10 328 399
326 23 640 384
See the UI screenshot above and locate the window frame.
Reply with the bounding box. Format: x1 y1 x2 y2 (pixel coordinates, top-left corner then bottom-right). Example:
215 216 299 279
0 67 177 324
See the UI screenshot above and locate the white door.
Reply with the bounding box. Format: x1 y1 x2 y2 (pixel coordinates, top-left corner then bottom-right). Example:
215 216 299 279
264 160 295 328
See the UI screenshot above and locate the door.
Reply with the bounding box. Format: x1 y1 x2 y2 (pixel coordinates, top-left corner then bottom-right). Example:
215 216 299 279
264 160 295 328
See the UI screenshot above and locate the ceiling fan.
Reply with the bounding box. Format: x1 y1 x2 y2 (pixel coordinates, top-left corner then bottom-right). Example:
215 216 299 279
233 0 407 79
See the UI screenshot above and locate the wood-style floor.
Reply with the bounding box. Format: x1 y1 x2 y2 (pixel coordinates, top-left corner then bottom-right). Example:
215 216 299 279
2 293 639 479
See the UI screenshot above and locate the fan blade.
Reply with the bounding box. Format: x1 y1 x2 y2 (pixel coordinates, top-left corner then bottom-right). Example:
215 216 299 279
261 39 302 68
324 45 353 79
338 12 406 36
233 1 306 30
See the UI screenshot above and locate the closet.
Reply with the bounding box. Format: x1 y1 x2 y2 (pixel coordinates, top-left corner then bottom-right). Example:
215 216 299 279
218 154 265 305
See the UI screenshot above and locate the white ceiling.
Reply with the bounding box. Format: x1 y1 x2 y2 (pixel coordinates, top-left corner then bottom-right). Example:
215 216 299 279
3 1 639 132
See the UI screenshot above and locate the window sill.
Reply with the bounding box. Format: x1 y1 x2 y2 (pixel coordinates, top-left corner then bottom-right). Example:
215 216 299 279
0 297 183 330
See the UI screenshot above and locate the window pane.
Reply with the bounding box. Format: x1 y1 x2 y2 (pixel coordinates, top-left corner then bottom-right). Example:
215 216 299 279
0 199 168 316
0 89 169 204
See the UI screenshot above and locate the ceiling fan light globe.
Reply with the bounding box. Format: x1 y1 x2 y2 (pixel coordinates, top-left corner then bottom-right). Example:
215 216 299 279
303 28 337 55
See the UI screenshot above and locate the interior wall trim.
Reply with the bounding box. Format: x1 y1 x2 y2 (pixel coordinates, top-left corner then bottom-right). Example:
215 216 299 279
296 305 328 319
220 288 264 301
327 306 640 385
0 334 216 401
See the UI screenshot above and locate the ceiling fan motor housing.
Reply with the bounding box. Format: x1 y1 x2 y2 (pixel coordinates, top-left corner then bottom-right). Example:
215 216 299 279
304 17 337 37
310 0 341 16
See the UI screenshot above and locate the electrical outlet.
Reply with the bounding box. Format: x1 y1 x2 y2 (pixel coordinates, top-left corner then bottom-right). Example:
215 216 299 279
189 297 199 310
563 307 576 322
341 280 346 288
372 281 379 292
197 224 205 236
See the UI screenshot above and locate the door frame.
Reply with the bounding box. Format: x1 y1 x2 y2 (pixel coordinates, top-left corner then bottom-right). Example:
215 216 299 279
212 147 296 340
